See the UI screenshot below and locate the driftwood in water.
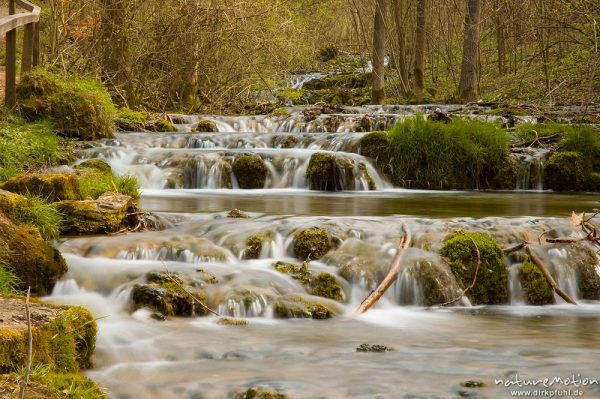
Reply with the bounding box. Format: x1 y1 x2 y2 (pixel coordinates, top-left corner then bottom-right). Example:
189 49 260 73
354 225 412 315
525 245 577 305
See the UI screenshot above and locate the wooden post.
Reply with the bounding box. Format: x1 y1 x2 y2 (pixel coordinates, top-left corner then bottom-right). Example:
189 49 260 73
32 22 40 67
22 23 34 73
5 0 17 108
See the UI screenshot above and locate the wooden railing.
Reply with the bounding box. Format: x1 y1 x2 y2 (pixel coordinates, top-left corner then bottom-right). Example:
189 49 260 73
1 0 41 107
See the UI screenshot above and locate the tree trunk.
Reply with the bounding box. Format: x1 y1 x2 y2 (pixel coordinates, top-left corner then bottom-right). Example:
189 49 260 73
494 0 506 75
371 0 387 104
414 0 426 102
392 0 410 95
458 0 482 102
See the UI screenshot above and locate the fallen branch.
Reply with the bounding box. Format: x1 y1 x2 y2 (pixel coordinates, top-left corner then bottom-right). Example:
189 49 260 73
503 243 525 254
525 245 577 305
18 288 32 399
434 237 482 307
513 133 561 148
354 225 412 315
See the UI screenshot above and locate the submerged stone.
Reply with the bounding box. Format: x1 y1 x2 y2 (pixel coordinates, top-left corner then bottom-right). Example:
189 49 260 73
244 234 266 259
440 231 509 305
217 317 248 326
272 294 343 320
227 208 250 218
356 344 393 352
306 152 354 191
234 387 289 399
233 155 269 189
2 173 81 202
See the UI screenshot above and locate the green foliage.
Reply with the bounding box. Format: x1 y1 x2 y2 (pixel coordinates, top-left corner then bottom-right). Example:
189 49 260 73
440 231 509 305
0 371 106 399
515 122 571 142
12 195 63 239
387 115 511 189
560 125 600 171
16 69 116 140
78 169 140 200
116 107 148 125
0 115 68 182
0 251 21 295
543 152 586 192
518 261 555 305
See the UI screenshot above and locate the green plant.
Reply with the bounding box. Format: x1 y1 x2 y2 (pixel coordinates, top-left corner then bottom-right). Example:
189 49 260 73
0 254 21 294
13 195 63 239
560 125 600 171
387 115 511 189
78 170 140 200
514 122 571 142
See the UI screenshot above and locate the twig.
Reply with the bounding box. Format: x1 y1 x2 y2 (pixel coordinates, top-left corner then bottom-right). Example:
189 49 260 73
434 237 482 307
163 265 219 316
354 225 412 315
18 287 32 399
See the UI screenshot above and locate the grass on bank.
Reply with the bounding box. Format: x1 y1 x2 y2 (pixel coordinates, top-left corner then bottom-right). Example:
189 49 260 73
0 250 21 295
79 170 140 200
386 115 511 189
12 195 63 240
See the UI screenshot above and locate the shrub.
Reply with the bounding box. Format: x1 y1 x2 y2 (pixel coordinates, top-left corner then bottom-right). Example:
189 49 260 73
560 125 600 172
543 152 586 192
387 115 511 189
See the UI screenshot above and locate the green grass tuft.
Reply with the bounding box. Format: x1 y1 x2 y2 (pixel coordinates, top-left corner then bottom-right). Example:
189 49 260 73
79 170 140 200
0 251 21 294
13 195 63 239
387 115 511 189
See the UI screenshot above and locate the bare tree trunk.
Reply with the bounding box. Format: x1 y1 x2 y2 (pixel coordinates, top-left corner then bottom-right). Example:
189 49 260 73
371 0 387 104
392 0 410 95
494 0 506 75
458 0 482 102
414 0 426 102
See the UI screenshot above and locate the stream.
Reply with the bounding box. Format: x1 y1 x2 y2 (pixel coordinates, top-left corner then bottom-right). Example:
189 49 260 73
45 106 600 399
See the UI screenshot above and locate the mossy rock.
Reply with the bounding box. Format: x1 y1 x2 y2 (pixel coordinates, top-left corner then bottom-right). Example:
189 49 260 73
293 228 332 260
2 173 81 202
234 387 288 399
74 159 113 175
543 152 586 192
0 371 106 398
53 192 137 235
196 119 218 132
131 272 210 317
244 234 266 259
217 317 248 326
272 294 342 319
273 261 312 285
306 153 355 191
227 209 250 219
0 214 67 295
493 156 518 190
147 119 177 132
440 231 509 305
273 261 343 301
0 189 28 217
0 297 97 373
232 155 269 189
570 245 600 300
408 259 461 307
518 261 555 305
115 107 149 132
16 69 116 141
359 131 389 165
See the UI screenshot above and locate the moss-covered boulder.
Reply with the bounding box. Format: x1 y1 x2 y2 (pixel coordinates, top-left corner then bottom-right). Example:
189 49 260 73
115 107 149 132
243 234 266 259
0 297 97 373
53 192 137 235
196 119 218 132
543 152 586 192
407 258 461 307
131 271 214 317
146 118 177 132
272 293 343 319
16 69 116 141
228 209 250 219
74 159 113 175
359 131 389 164
0 214 67 295
570 245 600 300
0 189 28 217
234 387 288 399
293 228 331 260
233 155 269 189
2 173 81 202
440 231 509 305
518 261 555 305
273 261 343 301
306 153 355 191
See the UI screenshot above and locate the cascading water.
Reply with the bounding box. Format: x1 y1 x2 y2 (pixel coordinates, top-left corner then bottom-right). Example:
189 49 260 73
45 105 600 398
513 147 550 191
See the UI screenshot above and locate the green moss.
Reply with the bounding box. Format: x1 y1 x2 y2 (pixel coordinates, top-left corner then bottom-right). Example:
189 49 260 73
306 153 354 191
359 131 389 166
1 173 81 202
543 152 586 192
0 371 106 398
518 261 555 305
387 115 510 189
410 260 458 307
150 119 177 133
276 88 308 105
196 119 218 132
232 155 269 189
309 272 343 301
244 234 265 259
488 106 527 116
273 261 312 285
74 159 112 175
235 387 288 399
358 163 376 191
115 107 148 127
217 317 248 326
515 122 570 142
560 125 600 172
572 247 600 300
293 228 331 260
271 108 290 117
0 301 97 374
77 168 140 200
10 195 63 240
0 214 67 295
440 231 509 305
52 193 136 236
272 294 341 319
